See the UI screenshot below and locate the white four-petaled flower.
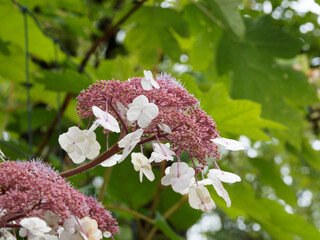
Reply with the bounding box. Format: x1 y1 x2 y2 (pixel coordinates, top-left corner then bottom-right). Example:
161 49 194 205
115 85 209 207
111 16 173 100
59 126 101 164
127 95 159 128
207 169 241 207
58 126 90 164
161 162 195 194
188 185 215 212
19 217 52 238
150 143 175 163
92 106 120 133
131 153 155 182
141 70 160 90
118 129 144 162
211 137 245 151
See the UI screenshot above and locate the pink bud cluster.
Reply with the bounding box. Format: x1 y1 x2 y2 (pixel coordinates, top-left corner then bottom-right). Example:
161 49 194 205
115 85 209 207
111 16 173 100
76 73 220 169
0 160 118 235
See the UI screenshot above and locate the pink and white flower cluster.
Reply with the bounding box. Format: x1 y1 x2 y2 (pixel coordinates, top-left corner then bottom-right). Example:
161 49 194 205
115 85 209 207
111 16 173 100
58 71 244 212
0 161 118 239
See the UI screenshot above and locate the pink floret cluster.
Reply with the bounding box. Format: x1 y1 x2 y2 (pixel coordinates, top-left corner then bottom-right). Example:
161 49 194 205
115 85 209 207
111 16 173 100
0 160 118 235
76 73 220 168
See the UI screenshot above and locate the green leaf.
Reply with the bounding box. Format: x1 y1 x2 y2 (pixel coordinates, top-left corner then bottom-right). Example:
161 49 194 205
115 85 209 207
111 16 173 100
224 183 320 240
182 4 221 71
216 30 317 147
107 159 159 209
0 2 59 61
245 16 303 58
35 69 92 93
0 43 35 82
181 76 285 140
210 0 245 39
250 158 296 206
94 56 139 81
153 212 185 240
124 6 188 65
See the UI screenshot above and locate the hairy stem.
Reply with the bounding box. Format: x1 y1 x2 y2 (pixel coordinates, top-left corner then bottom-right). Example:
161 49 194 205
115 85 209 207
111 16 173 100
60 144 121 178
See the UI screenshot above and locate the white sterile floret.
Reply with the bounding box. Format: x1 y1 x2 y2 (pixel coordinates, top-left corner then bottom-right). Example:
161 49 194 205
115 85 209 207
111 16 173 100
83 130 101 160
188 185 215 212
158 123 172 134
101 154 122 167
150 143 175 163
161 162 195 193
58 126 90 164
80 217 102 240
141 70 160 90
43 211 61 234
207 169 241 207
61 216 102 240
118 129 144 162
131 153 155 182
92 106 120 133
19 217 51 238
127 95 159 128
211 137 245 151
208 169 241 183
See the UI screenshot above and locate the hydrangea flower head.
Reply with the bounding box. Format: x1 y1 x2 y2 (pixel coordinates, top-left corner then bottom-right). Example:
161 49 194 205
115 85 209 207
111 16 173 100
0 160 118 237
76 73 221 169
74 71 243 212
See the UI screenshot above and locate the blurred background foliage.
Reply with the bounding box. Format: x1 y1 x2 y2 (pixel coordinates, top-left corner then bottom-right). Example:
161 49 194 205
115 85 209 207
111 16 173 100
1 0 320 239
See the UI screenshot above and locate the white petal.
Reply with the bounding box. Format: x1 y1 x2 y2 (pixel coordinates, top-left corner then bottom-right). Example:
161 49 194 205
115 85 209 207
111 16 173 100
188 185 215 211
211 138 245 151
97 114 120 133
101 154 122 167
172 178 192 192
208 169 241 183
92 106 106 119
150 152 164 163
144 70 153 80
118 129 144 148
139 170 144 182
118 147 131 162
143 168 155 182
141 78 153 90
151 79 160 89
158 123 172 134
210 178 231 207
127 108 141 122
137 117 152 128
198 179 212 185
130 95 149 108
68 151 86 164
161 174 172 186
143 103 159 120
58 133 72 150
